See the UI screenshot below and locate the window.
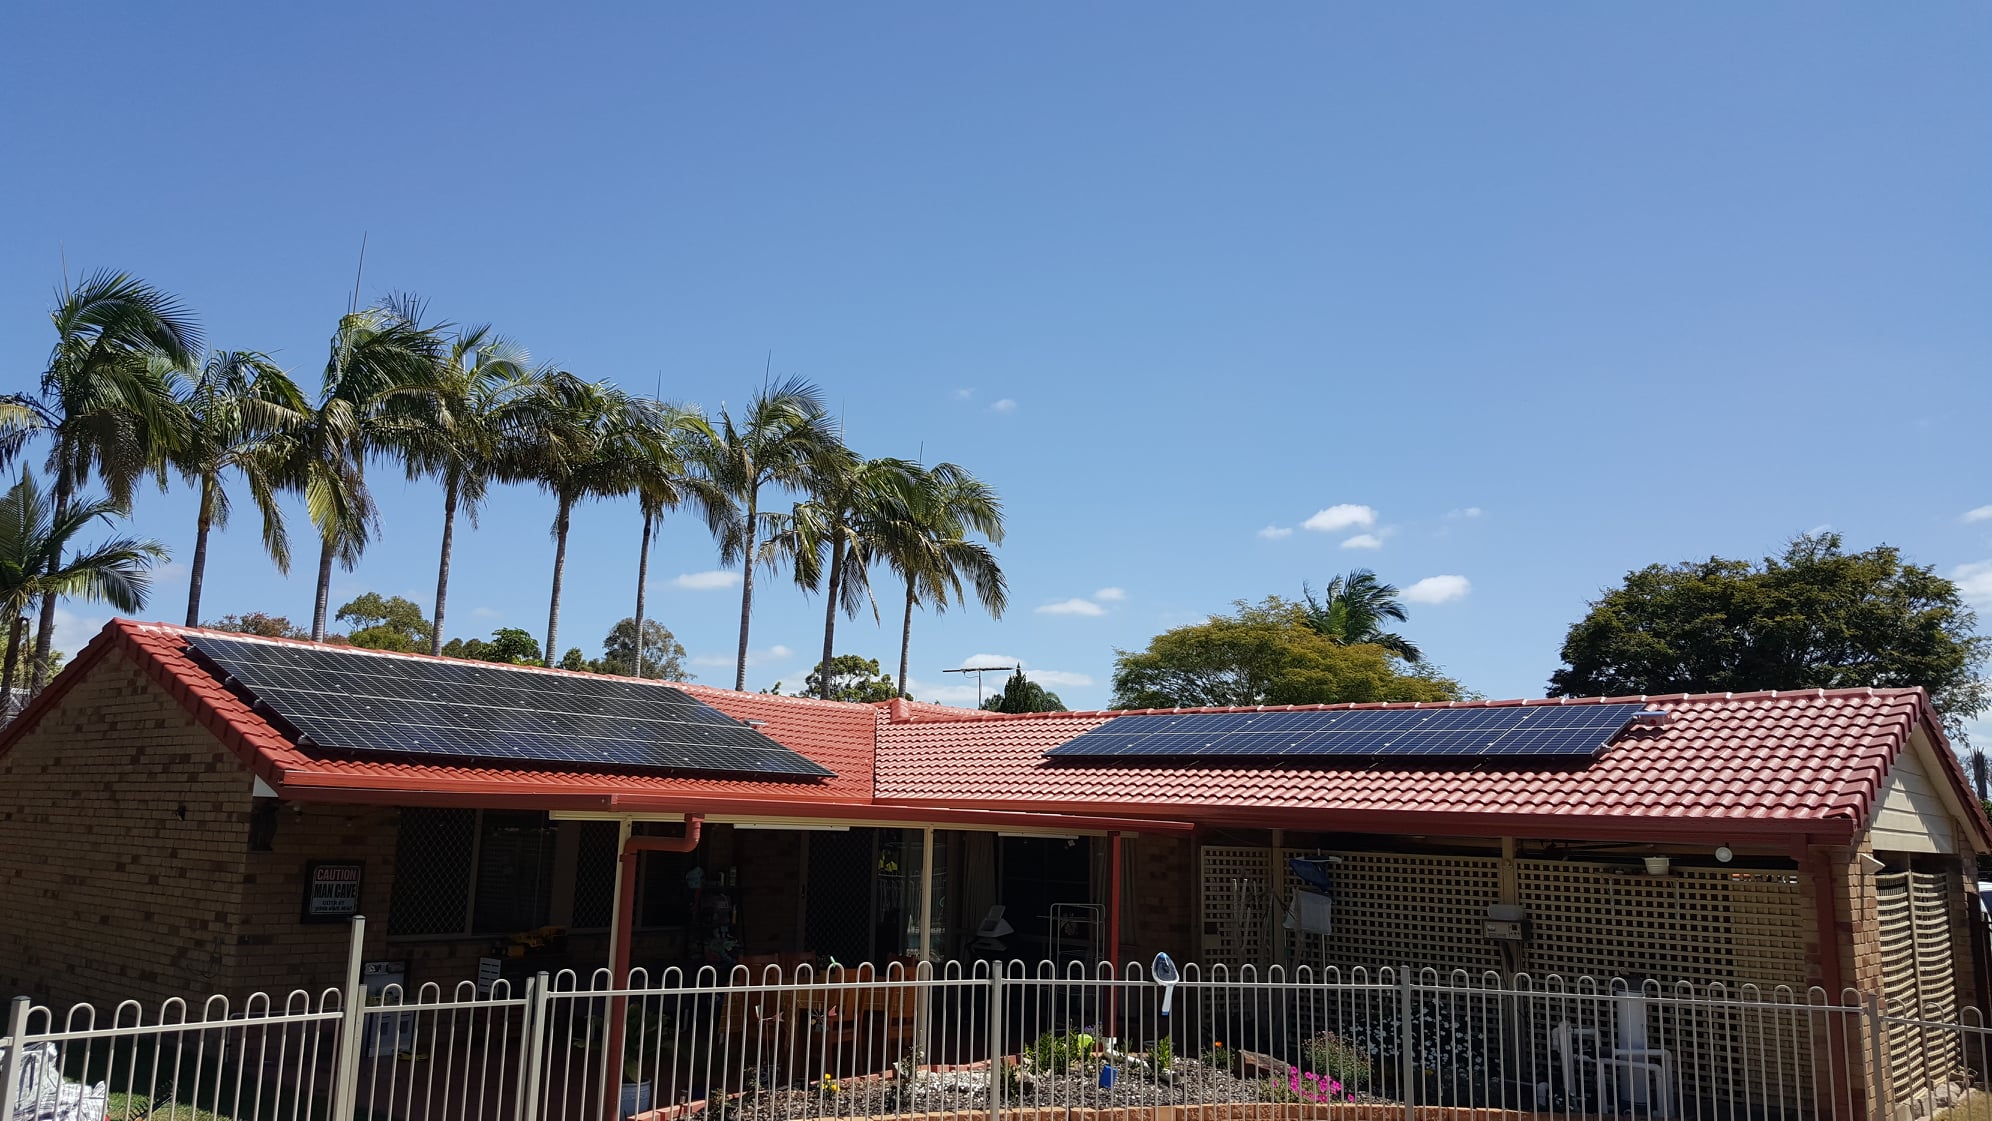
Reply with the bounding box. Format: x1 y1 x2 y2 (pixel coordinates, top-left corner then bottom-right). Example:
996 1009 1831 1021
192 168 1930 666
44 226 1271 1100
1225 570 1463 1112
388 810 691 938
472 811 558 934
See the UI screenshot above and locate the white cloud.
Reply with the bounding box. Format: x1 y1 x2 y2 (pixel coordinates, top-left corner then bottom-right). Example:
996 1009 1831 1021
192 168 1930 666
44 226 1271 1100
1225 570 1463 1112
1402 575 1471 604
767 644 793 660
990 399 1018 414
673 570 741 590
1340 533 1384 550
1966 507 1992 524
1257 525 1293 540
959 652 1026 670
51 605 109 661
1953 562 1992 605
1093 587 1126 602
904 677 983 706
942 656 1094 692
1303 504 1377 533
1445 507 1484 520
954 388 975 400
1036 597 1106 616
1030 668 1095 689
471 606 502 620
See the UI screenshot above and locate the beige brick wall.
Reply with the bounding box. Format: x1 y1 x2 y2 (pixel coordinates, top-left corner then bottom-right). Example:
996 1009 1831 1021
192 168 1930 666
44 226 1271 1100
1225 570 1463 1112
232 801 398 997
0 650 252 1010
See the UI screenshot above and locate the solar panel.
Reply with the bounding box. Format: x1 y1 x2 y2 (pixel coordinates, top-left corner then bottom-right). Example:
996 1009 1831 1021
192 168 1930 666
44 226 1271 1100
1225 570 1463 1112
1042 703 1654 761
185 635 835 779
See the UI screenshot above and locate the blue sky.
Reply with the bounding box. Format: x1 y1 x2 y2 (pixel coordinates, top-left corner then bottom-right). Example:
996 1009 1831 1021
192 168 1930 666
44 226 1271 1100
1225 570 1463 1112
3 4 1989 717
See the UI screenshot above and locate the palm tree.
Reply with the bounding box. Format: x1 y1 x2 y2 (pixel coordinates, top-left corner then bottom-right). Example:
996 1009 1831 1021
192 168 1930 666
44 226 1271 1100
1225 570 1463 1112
172 351 307 626
792 450 920 698
884 462 1007 697
1301 569 1422 663
514 373 653 666
0 470 168 700
687 377 837 691
6 271 197 686
626 404 728 677
285 301 447 641
396 326 539 654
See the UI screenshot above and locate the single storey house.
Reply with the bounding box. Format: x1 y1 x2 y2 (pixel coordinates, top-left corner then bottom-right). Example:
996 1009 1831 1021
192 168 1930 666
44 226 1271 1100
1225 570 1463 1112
3 619 1986 1052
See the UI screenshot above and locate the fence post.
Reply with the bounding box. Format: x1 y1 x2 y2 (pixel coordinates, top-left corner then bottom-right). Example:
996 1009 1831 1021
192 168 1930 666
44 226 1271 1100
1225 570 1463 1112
1398 969 1416 1121
988 970 1006 1121
1864 990 1891 1121
328 915 369 1121
516 972 548 1121
0 994 30 1121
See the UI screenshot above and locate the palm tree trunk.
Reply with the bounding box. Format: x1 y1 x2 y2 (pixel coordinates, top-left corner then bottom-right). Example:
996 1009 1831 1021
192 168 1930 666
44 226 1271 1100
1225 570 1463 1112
632 507 654 677
185 480 215 628
2 613 25 706
734 489 757 691
545 491 574 667
430 474 459 656
311 535 336 641
30 474 72 690
897 581 916 699
819 530 845 699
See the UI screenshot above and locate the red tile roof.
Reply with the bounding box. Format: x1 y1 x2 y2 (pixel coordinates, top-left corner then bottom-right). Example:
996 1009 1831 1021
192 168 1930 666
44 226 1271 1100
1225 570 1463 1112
874 691 1992 848
6 620 882 812
6 620 1984 849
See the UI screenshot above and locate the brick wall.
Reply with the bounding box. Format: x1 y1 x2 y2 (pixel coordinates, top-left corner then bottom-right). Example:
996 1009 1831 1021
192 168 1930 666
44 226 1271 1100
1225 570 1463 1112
0 650 252 1010
232 801 398 996
1124 833 1196 969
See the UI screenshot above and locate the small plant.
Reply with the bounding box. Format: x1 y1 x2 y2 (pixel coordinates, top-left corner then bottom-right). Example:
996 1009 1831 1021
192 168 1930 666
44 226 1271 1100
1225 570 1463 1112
1030 1031 1085 1075
1285 1068 1352 1103
817 1072 841 1094
1149 1034 1174 1072
1302 1030 1371 1084
1203 1040 1239 1074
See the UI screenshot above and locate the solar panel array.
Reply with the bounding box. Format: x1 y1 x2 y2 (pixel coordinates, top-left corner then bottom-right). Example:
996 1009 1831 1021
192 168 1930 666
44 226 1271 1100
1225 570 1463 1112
185 634 835 778
1042 703 1654 761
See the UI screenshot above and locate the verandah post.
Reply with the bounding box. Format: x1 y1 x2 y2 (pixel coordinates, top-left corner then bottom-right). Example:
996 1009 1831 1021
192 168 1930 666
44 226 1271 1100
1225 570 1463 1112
1 994 31 1121
1398 967 1416 1121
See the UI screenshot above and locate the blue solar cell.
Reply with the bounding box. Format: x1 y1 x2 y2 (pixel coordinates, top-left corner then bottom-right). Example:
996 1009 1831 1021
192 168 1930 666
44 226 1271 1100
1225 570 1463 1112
186 635 835 778
1042 703 1652 761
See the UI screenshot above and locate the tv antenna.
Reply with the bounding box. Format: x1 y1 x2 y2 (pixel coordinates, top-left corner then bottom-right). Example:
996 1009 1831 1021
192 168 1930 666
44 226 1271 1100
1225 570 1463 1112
942 665 1020 706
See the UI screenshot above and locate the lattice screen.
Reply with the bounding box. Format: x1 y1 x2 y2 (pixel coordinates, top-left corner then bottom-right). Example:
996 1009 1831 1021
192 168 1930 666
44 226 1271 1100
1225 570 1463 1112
1516 862 1808 986
1878 871 1964 1094
1198 845 1280 967
570 822 619 930
1280 849 1502 975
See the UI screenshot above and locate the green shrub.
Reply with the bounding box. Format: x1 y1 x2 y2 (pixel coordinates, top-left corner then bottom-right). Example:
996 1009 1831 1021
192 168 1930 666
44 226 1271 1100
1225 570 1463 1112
1030 1031 1086 1074
1150 1035 1173 1071
1302 1031 1370 1083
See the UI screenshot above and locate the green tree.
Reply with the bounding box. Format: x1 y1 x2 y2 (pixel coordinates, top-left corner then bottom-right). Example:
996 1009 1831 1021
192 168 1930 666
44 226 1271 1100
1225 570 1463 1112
283 300 447 640
513 374 656 667
334 592 434 652
1301 569 1422 663
7 271 197 686
205 612 308 639
1111 597 1465 709
624 402 725 677
397 326 540 654
173 350 306 626
599 617 692 681
0 470 169 697
557 647 590 672
792 450 920 698
687 376 838 691
804 654 900 703
1549 533 1990 738
441 626 543 664
982 670 1066 713
885 462 1007 697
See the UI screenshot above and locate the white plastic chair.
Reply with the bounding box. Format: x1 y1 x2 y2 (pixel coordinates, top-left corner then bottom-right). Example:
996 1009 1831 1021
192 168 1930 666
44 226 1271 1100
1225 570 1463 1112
1549 1021 1673 1117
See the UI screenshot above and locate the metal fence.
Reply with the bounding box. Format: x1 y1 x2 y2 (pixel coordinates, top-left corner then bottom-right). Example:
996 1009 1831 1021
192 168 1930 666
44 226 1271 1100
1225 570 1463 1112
6 919 1991 1121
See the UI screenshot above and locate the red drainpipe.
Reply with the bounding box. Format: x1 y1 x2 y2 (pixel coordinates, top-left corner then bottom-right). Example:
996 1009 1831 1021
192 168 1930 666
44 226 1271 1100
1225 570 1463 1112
1107 831 1122 1035
604 816 703 1121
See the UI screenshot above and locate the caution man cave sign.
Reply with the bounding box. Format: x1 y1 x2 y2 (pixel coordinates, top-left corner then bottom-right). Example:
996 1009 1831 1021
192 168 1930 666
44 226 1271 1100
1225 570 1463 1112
302 861 364 922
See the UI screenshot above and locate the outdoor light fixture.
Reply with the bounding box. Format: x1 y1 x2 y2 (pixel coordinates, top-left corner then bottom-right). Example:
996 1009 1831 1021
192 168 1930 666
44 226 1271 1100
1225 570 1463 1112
1643 856 1671 875
1715 846 1734 863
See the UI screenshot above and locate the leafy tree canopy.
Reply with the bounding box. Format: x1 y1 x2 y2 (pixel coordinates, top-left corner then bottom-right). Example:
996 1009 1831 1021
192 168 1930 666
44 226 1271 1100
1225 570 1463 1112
441 627 543 665
982 670 1066 713
1111 596 1466 709
806 654 902 703
205 612 308 640
1548 533 1990 740
335 593 436 653
1301 569 1422 663
599 618 692 681
557 647 590 672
